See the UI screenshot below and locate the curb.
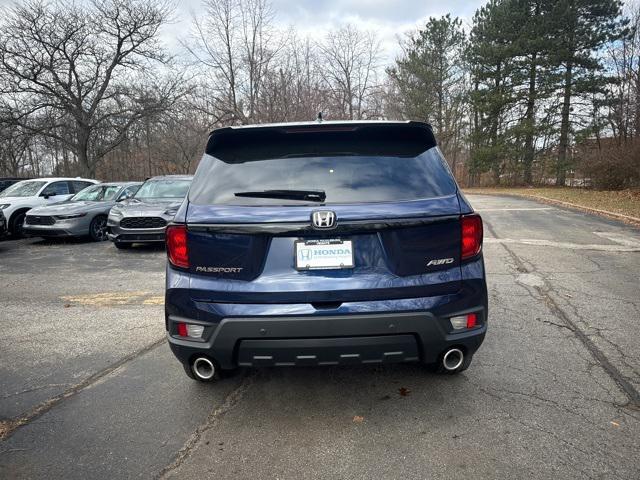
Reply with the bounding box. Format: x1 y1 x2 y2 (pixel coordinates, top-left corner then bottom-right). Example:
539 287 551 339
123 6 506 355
465 191 640 227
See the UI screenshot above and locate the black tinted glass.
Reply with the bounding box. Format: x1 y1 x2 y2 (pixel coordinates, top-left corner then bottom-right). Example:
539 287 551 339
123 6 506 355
190 147 455 206
191 123 455 205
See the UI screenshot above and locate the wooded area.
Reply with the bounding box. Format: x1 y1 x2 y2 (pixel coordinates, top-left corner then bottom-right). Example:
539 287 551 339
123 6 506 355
1 0 638 189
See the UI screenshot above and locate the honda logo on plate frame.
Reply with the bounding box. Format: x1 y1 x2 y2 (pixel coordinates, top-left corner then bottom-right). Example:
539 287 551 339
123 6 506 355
311 210 337 229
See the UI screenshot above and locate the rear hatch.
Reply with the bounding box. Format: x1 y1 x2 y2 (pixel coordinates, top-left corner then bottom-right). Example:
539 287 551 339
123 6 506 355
186 122 462 304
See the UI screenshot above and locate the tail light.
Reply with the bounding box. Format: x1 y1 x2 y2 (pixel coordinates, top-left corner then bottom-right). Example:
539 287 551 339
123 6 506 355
166 224 189 268
461 214 483 260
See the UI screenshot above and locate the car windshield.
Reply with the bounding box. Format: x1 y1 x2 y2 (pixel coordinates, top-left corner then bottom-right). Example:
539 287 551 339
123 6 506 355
71 184 121 202
134 179 191 200
0 180 47 198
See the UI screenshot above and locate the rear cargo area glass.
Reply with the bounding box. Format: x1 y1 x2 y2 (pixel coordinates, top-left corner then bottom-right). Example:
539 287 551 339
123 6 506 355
189 124 456 205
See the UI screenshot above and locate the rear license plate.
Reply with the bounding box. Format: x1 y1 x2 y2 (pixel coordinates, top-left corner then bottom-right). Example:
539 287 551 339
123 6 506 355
295 239 354 270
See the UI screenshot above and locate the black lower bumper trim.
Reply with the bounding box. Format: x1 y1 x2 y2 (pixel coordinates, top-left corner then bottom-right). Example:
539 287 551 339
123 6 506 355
109 233 165 242
167 310 487 369
237 335 420 367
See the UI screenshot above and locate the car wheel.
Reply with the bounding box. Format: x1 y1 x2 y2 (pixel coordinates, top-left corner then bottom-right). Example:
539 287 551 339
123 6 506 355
89 215 108 242
114 241 132 250
10 210 28 238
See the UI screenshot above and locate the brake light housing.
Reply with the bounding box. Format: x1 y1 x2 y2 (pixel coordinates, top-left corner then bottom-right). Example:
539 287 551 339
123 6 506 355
166 224 189 268
461 214 483 260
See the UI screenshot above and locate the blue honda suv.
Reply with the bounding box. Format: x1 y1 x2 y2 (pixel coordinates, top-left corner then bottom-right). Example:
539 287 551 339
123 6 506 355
165 121 487 382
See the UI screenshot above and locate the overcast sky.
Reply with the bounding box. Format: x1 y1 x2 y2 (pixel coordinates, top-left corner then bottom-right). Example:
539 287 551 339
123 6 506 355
167 0 485 63
0 0 486 63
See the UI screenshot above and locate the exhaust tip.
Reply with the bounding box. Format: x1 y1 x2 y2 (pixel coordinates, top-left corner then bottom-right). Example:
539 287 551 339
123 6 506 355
192 357 216 380
442 348 464 371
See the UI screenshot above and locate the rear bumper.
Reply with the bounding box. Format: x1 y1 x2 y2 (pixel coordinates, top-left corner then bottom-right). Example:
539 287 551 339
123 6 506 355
167 310 486 370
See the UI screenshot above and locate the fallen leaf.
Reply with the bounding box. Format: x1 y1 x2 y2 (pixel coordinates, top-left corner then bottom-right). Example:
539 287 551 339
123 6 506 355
398 387 411 397
63 304 71 308
353 415 364 423
610 421 620 427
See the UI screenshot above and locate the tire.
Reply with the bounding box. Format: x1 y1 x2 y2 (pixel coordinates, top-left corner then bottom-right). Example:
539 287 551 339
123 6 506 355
89 215 108 242
9 210 28 238
114 241 132 250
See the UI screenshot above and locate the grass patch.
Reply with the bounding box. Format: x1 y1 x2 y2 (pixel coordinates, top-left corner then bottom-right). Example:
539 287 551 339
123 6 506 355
464 187 640 219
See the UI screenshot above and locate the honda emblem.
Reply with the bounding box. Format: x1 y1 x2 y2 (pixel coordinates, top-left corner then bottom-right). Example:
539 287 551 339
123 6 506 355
311 211 336 229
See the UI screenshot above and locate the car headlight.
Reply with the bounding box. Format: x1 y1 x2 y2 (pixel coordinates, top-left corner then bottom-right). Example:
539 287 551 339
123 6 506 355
0 204 10 209
54 213 87 220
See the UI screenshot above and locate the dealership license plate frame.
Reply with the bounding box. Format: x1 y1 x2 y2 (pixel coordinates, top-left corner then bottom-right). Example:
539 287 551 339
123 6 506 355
294 238 355 271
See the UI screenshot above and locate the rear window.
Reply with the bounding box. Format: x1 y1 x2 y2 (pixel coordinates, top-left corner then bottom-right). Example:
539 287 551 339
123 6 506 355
189 123 456 206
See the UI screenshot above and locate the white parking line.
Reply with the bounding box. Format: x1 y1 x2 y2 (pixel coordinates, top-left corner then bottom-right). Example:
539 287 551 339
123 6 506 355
593 231 640 247
475 207 555 211
484 237 640 252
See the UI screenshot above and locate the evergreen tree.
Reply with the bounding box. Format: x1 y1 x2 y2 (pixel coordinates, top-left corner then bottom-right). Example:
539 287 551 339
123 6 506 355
549 0 626 185
388 15 467 163
467 0 519 185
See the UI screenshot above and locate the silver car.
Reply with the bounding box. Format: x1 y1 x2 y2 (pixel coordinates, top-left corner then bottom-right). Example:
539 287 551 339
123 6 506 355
23 182 141 241
107 175 192 249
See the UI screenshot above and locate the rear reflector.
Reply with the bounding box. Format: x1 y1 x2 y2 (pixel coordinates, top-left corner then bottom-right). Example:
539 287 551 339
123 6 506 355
466 313 477 328
166 225 189 268
177 322 188 337
461 214 483 260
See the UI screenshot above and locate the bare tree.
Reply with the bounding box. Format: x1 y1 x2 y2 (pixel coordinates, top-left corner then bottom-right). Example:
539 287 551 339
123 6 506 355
317 24 383 120
0 0 177 177
186 0 281 124
256 34 325 122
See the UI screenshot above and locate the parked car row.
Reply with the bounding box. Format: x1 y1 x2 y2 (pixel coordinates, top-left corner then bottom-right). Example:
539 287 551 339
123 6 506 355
0 175 193 248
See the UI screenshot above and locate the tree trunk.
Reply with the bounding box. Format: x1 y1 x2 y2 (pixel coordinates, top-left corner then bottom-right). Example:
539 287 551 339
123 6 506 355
557 61 573 187
76 124 93 177
523 52 537 185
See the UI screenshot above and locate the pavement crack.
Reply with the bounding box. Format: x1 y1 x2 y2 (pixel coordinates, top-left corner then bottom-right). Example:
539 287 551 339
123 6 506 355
483 219 640 410
155 371 257 479
0 383 73 400
0 337 165 441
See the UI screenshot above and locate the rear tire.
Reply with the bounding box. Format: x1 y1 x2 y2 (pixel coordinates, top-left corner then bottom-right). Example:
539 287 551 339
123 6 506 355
89 215 108 242
114 241 132 250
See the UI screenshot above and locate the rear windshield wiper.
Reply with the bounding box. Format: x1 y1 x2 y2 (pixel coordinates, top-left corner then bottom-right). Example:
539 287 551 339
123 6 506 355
234 189 326 202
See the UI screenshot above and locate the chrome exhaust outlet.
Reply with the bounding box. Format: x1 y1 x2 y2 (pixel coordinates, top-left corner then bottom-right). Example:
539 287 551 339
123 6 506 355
442 348 464 371
192 357 216 380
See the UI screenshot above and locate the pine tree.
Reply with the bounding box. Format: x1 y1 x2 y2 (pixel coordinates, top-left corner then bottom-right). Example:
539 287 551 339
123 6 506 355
388 15 467 163
467 0 519 185
549 0 626 185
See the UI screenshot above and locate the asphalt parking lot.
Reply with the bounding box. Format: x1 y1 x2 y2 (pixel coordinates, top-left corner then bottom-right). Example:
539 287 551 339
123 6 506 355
1 194 639 479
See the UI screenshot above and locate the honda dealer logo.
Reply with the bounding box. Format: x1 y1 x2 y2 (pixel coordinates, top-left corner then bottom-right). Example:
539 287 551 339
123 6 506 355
311 210 336 229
